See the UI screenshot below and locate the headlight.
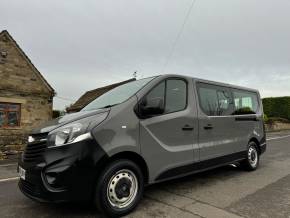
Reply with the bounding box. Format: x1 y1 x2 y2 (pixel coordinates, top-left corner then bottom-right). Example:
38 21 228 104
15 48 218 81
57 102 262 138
55 123 83 146
48 112 108 147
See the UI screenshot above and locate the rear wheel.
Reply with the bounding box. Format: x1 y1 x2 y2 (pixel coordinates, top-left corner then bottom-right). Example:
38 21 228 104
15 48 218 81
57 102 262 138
94 159 144 217
240 141 260 171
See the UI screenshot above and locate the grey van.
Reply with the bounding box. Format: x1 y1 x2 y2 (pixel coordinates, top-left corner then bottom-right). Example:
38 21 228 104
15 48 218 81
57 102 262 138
18 74 266 217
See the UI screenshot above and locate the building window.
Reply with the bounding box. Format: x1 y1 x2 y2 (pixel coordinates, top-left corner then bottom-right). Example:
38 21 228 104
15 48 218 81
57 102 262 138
0 103 21 128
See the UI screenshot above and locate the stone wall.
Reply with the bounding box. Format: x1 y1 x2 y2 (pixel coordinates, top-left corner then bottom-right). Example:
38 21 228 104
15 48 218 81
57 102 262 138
0 92 52 150
0 32 51 95
265 122 290 132
0 31 54 153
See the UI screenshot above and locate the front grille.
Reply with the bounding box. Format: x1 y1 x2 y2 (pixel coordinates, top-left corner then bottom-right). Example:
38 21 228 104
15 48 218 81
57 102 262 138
23 133 48 162
19 179 42 196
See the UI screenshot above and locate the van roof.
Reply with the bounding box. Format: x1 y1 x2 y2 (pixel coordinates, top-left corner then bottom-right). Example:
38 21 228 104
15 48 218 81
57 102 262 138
156 74 260 93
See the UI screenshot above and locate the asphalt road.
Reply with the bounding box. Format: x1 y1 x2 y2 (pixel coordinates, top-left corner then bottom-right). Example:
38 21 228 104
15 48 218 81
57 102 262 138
0 131 290 218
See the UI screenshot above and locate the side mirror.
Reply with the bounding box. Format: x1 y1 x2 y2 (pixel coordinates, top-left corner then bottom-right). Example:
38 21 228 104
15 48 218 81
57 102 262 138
139 97 165 117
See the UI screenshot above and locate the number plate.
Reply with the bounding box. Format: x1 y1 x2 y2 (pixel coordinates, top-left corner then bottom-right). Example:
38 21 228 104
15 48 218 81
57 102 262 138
18 166 26 180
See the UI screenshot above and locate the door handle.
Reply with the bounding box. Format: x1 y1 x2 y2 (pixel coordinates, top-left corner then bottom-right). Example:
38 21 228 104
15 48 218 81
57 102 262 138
182 125 194 131
204 124 213 130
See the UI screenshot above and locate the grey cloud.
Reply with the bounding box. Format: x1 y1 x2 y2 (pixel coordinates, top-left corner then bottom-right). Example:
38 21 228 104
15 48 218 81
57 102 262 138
1 0 289 109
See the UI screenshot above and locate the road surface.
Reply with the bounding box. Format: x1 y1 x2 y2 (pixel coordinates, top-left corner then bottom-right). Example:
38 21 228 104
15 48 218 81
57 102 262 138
0 131 290 218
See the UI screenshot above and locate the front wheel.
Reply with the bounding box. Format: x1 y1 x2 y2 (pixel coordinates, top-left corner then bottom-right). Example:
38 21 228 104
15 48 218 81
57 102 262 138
240 141 260 171
94 159 144 217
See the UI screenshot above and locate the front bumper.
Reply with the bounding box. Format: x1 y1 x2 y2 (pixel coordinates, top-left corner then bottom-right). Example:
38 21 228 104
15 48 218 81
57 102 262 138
18 137 107 203
18 179 68 203
260 142 266 154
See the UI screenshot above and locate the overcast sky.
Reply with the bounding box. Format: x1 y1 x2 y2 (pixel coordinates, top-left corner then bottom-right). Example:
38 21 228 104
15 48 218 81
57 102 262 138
1 0 290 110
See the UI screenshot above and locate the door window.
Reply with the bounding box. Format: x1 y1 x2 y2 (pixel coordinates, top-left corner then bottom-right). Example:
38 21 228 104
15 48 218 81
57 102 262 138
217 90 232 116
145 81 165 105
197 83 233 116
198 87 219 116
142 79 187 117
165 80 187 113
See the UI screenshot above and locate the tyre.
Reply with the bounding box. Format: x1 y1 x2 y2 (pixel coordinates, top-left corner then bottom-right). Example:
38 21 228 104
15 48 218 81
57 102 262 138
94 159 144 217
240 141 260 171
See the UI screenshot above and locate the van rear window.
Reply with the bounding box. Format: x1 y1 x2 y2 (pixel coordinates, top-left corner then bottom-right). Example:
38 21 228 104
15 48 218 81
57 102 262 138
197 82 260 116
232 90 259 115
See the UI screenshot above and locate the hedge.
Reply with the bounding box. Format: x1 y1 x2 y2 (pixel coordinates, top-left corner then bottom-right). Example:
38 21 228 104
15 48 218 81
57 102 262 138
262 97 290 120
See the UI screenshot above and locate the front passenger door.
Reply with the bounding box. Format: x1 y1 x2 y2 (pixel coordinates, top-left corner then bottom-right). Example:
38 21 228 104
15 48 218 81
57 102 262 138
138 78 198 182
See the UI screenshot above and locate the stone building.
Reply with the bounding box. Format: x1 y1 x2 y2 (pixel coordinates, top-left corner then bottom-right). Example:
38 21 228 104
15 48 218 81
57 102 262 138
0 30 55 151
67 78 135 113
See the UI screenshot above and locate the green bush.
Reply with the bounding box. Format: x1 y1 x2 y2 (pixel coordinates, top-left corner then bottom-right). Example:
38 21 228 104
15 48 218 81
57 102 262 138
262 97 290 121
263 114 269 122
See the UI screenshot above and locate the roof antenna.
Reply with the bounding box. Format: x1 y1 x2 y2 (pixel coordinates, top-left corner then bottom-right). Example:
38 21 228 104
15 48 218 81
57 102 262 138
133 71 137 79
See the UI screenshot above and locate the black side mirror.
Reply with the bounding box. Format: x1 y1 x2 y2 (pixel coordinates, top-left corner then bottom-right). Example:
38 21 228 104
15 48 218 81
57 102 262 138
139 97 165 117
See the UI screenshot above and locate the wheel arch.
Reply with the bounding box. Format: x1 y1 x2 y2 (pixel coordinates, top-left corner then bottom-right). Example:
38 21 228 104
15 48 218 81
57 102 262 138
249 137 261 154
96 151 149 185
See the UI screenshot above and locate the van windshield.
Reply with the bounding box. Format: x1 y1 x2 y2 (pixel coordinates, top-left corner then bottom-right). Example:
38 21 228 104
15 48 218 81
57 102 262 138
82 77 156 111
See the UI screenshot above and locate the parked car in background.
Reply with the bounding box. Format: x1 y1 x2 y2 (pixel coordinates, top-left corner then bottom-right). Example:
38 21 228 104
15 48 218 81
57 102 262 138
18 74 266 217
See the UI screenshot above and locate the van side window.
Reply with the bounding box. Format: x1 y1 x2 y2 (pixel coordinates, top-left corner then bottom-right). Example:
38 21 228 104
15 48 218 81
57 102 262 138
197 83 233 116
232 90 259 115
165 80 187 113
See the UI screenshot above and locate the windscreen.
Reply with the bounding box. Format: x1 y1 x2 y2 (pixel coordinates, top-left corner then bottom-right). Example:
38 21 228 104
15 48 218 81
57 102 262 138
82 77 155 111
